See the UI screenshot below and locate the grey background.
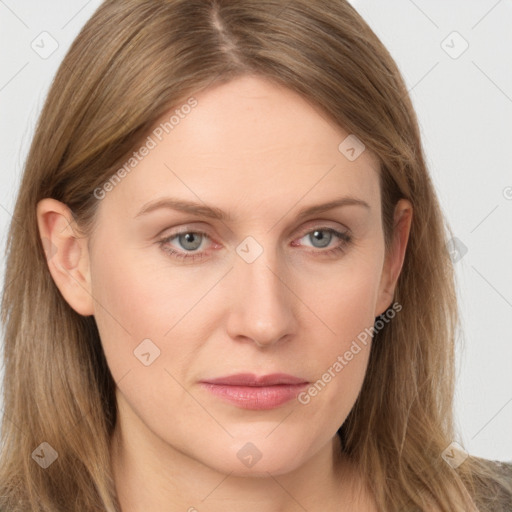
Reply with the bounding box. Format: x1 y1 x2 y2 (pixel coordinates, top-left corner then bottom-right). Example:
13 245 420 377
1 0 511 462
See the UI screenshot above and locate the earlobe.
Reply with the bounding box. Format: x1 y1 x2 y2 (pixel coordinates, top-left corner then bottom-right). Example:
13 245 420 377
36 198 95 316
375 199 413 317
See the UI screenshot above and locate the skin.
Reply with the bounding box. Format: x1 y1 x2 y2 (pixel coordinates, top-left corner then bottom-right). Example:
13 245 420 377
37 74 412 512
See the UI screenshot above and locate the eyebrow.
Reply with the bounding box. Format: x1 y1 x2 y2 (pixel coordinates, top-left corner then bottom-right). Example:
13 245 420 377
134 196 370 221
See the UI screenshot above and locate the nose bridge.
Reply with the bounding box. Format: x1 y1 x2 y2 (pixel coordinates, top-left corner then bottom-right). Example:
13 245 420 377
227 234 296 346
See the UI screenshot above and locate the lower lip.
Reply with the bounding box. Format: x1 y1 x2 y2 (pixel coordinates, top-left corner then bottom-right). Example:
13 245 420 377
200 383 309 410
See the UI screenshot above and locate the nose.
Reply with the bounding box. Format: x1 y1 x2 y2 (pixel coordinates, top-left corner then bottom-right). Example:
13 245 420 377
225 242 297 348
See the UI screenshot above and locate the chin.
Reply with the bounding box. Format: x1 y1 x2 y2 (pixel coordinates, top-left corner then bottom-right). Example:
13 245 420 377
214 454 305 478
196 433 315 477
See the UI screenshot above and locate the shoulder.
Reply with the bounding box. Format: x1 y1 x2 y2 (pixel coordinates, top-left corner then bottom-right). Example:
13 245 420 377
467 457 512 512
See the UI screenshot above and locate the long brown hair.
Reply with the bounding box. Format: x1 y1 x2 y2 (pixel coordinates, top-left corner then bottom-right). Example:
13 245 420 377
1 1 510 510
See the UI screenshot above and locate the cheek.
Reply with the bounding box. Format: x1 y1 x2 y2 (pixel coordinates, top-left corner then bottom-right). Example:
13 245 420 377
89 248 171 375
293 257 382 417
89 246 216 384
301 253 383 343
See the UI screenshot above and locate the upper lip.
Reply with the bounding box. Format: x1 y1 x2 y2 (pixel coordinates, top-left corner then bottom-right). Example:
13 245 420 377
201 373 308 386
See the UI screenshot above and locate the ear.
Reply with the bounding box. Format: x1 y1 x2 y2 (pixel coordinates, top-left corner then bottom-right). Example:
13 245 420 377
374 198 413 317
36 198 94 316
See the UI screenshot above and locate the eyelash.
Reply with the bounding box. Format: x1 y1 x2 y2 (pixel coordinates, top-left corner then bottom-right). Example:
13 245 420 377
157 227 353 263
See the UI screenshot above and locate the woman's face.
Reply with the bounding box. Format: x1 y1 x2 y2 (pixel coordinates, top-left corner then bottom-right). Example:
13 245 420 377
48 74 411 476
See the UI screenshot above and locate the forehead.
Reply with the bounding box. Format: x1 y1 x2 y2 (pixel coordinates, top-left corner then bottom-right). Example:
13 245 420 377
99 75 381 221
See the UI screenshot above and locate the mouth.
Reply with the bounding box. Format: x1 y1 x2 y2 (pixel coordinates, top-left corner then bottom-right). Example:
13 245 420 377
199 373 309 410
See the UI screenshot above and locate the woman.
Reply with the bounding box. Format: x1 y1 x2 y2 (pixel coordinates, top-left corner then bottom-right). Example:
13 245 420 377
1 1 510 510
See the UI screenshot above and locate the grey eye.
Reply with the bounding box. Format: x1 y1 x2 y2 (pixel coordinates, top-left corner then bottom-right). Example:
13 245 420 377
306 230 334 249
177 232 204 251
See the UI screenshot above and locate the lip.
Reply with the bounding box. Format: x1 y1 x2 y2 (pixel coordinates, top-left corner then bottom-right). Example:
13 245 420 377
200 373 309 410
202 373 307 386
